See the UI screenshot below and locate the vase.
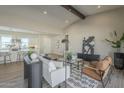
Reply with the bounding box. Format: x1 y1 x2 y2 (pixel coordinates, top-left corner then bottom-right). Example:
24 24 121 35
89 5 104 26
114 52 124 70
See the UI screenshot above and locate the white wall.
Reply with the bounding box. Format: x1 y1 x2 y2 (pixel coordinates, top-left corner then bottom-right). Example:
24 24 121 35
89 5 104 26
51 35 65 55
52 7 124 58
42 36 51 53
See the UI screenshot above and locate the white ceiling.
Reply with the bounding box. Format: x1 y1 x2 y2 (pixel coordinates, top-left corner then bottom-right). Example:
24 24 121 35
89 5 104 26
0 5 123 34
0 5 79 30
73 5 123 16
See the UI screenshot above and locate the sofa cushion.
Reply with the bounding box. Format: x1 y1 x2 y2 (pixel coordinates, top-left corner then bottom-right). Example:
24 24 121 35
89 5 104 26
40 54 45 57
40 56 56 72
82 67 101 81
49 61 56 72
51 60 63 68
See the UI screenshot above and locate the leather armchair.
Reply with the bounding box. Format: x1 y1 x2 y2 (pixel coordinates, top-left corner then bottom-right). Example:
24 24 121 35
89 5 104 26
82 56 113 87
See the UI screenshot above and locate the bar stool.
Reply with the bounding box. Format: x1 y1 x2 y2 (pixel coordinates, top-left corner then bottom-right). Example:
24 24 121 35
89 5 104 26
0 52 11 64
0 54 3 64
5 52 11 64
17 51 25 62
17 51 21 62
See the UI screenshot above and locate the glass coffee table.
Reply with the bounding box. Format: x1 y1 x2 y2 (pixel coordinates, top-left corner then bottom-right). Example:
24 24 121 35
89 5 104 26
66 58 83 74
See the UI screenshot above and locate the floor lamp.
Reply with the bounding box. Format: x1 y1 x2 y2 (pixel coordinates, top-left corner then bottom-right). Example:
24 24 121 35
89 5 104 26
61 35 69 88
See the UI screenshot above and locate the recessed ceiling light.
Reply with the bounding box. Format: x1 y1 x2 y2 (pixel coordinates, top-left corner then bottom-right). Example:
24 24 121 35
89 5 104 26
97 5 101 9
43 11 47 14
65 20 69 23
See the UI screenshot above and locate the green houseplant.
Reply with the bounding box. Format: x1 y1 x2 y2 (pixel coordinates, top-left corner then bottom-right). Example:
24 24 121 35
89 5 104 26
65 52 72 61
106 31 124 69
27 46 35 60
105 31 124 52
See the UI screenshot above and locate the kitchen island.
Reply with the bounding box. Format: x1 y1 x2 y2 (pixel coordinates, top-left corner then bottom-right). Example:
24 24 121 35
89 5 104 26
0 49 29 64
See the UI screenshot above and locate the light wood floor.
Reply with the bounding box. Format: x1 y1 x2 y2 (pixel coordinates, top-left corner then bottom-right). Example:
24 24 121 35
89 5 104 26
0 62 25 88
0 62 124 88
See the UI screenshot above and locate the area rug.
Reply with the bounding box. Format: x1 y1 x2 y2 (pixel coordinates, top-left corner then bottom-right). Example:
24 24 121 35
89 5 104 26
66 69 99 88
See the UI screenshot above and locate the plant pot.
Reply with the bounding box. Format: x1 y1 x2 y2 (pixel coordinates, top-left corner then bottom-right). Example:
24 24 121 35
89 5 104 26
114 52 124 70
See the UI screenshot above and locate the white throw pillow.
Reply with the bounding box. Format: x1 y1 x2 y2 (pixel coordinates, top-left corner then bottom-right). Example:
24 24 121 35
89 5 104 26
49 61 56 72
30 53 39 63
30 53 38 60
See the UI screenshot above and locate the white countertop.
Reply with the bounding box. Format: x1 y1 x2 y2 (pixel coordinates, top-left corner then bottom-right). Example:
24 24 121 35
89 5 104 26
0 49 29 53
0 50 9 53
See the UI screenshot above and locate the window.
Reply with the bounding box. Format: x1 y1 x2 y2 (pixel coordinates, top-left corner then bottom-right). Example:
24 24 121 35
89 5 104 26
1 36 12 49
21 38 29 49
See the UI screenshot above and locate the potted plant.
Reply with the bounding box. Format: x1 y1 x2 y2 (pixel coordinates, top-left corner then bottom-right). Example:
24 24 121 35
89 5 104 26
105 31 124 69
105 31 124 52
27 46 35 60
65 52 72 61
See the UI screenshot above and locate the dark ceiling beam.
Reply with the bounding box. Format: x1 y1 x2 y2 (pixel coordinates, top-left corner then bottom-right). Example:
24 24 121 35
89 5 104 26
61 5 86 19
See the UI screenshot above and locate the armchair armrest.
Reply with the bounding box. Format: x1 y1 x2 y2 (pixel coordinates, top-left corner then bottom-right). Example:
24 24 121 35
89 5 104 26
50 66 70 87
51 66 70 76
83 64 99 71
